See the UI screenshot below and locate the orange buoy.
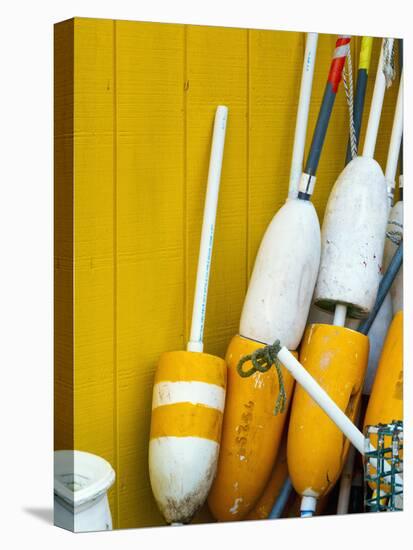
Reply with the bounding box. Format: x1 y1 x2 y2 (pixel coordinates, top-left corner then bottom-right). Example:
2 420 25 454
207 335 295 521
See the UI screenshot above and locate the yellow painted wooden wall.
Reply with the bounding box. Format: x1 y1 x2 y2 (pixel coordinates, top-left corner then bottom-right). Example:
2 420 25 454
54 18 399 529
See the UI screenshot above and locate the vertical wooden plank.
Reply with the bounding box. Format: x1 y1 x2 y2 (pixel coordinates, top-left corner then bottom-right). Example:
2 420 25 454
72 17 117 526
115 20 185 528
305 34 358 221
54 19 74 452
248 29 304 276
186 25 248 357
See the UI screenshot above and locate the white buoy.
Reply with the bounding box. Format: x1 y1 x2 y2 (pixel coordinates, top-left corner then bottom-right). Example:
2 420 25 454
364 69 403 392
384 199 403 313
240 197 320 349
314 39 394 319
306 36 373 330
315 156 388 318
240 34 353 349
383 71 403 314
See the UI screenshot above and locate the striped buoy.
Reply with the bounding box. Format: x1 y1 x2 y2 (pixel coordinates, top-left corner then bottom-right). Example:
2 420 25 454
149 351 226 523
149 106 228 524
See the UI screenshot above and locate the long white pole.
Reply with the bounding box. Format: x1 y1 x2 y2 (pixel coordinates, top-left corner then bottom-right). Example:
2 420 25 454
278 347 365 451
337 444 357 514
288 32 318 199
336 409 359 514
385 70 403 206
363 38 395 158
277 347 403 486
187 106 228 353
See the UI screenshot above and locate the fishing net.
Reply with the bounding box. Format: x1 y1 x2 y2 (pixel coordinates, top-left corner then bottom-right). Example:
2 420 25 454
363 421 403 512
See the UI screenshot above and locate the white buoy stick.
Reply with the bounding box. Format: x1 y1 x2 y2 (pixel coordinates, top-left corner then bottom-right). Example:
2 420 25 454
187 106 228 353
277 347 403 485
333 303 347 326
363 39 395 159
337 444 357 514
288 33 318 199
337 408 360 514
385 71 403 206
278 347 364 451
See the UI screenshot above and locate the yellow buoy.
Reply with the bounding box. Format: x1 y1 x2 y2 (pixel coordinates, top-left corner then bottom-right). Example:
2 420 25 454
363 312 403 495
245 435 289 520
364 311 403 435
287 324 369 502
207 335 295 521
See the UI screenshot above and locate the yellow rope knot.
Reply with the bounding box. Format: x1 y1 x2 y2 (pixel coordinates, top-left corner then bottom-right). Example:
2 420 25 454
236 340 287 416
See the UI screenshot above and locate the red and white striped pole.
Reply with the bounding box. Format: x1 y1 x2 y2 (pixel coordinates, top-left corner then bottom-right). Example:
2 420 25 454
299 35 351 200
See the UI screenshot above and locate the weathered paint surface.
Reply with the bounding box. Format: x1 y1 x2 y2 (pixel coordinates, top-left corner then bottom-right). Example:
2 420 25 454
288 324 369 499
54 20 399 528
314 156 388 318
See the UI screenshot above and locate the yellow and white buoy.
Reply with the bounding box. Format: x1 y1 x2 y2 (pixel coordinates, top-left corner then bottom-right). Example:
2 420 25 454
149 106 228 524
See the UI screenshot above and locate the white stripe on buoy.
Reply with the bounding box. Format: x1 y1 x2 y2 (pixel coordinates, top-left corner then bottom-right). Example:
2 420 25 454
152 381 225 412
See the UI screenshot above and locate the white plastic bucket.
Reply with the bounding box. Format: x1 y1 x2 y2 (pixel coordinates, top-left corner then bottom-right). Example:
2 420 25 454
54 450 115 532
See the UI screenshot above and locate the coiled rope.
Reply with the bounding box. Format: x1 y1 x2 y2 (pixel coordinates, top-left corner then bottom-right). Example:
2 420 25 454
386 220 403 246
236 340 287 415
383 38 396 88
342 47 357 159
